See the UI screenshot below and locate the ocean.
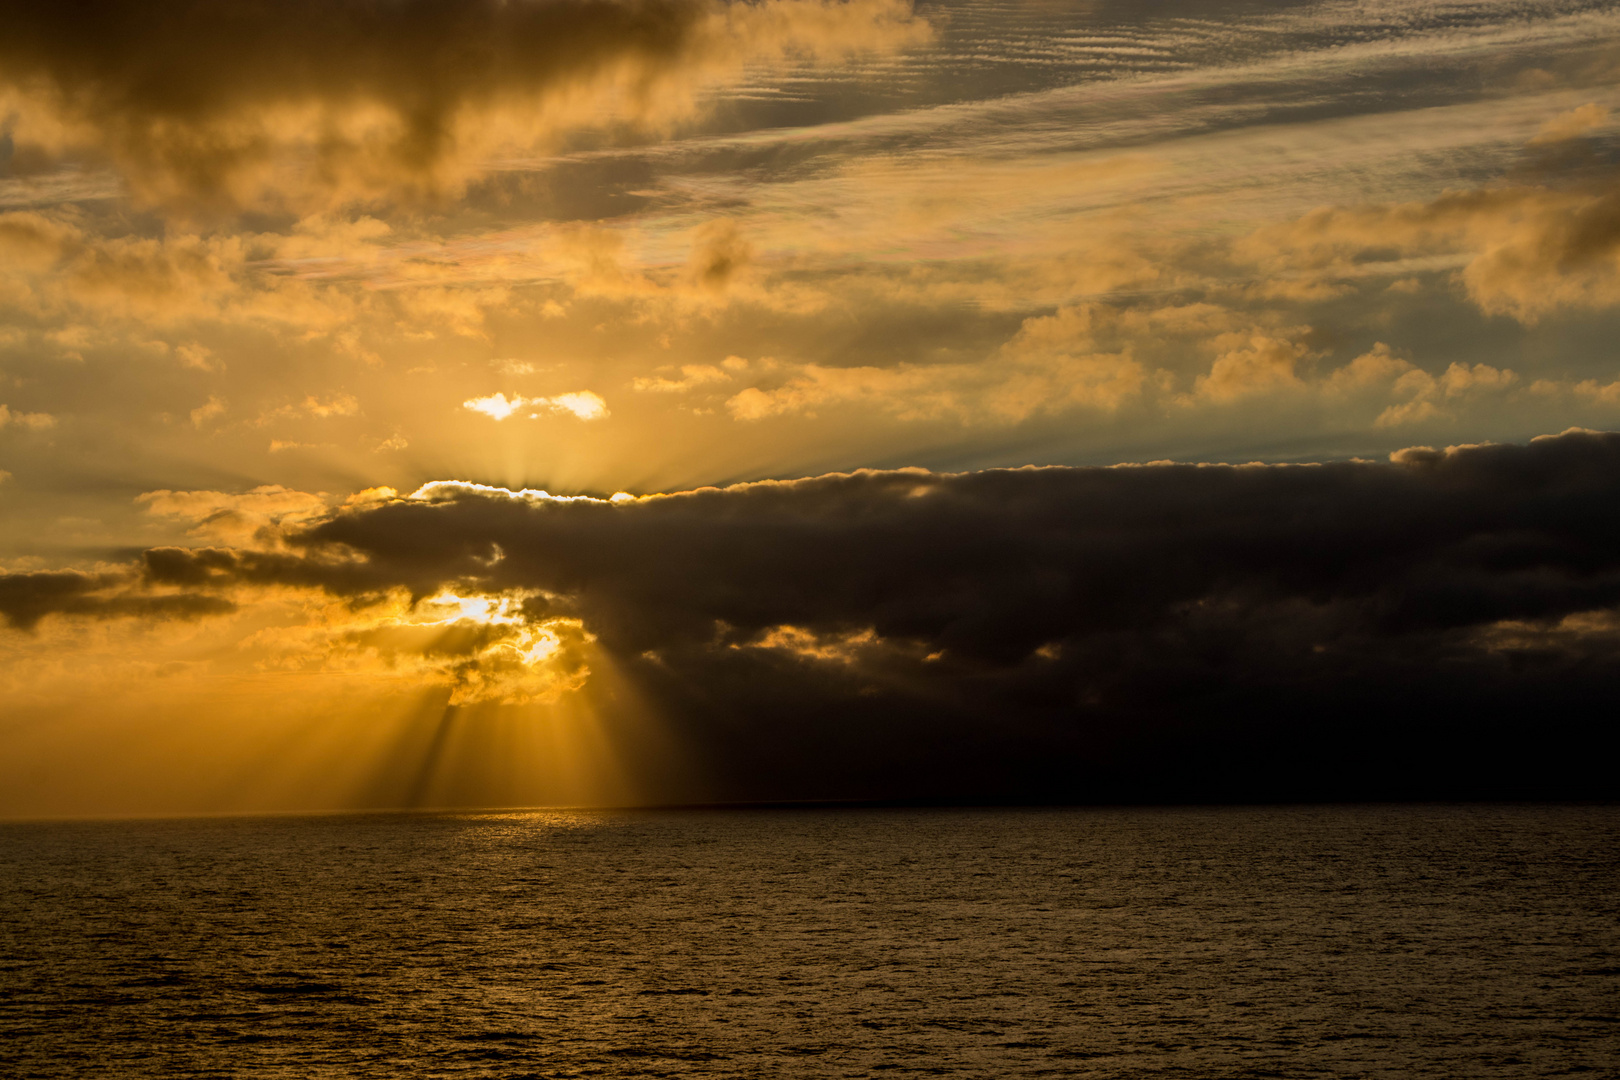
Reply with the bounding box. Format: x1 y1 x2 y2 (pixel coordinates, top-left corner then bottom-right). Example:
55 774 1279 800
2 805 1616 1077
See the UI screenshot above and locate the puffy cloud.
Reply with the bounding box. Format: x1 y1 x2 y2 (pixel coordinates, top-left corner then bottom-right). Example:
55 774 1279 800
1528 103 1610 146
1316 345 1521 428
0 213 243 318
189 395 228 429
1575 378 1620 404
1314 343 1526 428
462 394 527 420
0 404 57 431
463 390 609 421
0 0 930 212
1190 334 1309 403
1324 342 1416 394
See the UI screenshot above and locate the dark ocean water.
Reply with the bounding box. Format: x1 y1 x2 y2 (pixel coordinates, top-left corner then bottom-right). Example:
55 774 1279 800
1 805 1617 1078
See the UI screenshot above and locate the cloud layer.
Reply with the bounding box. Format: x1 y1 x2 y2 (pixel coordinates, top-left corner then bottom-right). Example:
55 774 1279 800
8 430 1620 803
0 0 928 209
6 0 1620 813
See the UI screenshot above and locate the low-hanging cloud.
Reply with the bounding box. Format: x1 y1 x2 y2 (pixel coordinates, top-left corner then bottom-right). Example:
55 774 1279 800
6 428 1612 801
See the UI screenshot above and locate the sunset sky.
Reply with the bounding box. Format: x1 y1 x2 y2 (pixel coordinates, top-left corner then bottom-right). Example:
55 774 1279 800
4 0 1620 815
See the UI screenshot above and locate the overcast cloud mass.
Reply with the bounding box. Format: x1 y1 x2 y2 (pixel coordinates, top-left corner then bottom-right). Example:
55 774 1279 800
3 0 1620 814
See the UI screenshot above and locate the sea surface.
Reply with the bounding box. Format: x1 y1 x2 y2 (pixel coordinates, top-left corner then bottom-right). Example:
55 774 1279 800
1 805 1617 1078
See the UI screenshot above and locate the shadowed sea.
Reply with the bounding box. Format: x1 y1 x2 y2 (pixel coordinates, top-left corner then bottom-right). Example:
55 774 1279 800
2 805 1617 1078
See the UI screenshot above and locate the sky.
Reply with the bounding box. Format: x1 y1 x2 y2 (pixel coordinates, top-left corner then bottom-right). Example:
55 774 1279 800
3 0 1620 815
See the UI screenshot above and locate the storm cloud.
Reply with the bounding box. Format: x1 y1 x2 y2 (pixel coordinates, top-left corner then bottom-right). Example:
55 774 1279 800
52 428 1605 802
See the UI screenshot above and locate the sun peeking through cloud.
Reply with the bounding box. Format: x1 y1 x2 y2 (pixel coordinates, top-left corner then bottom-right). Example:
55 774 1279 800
252 587 595 706
411 589 592 703
125 477 608 705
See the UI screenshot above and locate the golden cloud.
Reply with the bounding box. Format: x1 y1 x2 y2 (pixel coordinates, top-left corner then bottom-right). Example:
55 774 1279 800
1237 184 1620 324
463 390 609 421
717 305 1147 424
244 588 595 705
0 403 57 431
137 485 330 546
1528 103 1610 146
0 208 367 333
1191 334 1310 404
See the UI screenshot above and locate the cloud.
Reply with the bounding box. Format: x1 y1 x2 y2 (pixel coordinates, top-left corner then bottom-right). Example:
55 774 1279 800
189 395 227 429
721 306 1147 424
243 588 595 705
0 404 56 431
0 568 234 631
633 362 736 393
256 394 362 426
1528 103 1610 145
7 432 1620 799
1316 345 1522 428
683 219 752 293
0 0 930 212
42 428 1603 800
175 342 221 372
136 484 329 546
1237 184 1620 324
0 209 368 334
1190 334 1309 403
463 390 609 421
1375 361 1519 427
1575 378 1620 404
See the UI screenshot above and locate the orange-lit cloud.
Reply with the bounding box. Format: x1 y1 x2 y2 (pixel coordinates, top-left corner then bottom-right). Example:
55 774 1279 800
0 404 56 431
464 390 609 421
136 485 330 546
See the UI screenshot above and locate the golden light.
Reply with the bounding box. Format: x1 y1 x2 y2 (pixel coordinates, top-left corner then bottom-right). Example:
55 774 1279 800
419 590 528 627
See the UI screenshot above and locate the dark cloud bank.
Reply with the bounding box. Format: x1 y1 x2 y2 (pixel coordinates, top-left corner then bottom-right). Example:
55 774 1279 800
15 430 1620 804
0 0 918 208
